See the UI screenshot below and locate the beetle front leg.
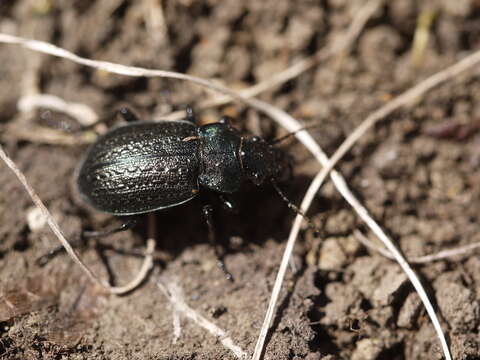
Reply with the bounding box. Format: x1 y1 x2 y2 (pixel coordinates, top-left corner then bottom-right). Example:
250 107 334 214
202 204 234 282
47 106 140 133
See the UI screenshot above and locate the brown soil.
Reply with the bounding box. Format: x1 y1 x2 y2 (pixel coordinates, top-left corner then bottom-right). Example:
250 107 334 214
1 1 480 359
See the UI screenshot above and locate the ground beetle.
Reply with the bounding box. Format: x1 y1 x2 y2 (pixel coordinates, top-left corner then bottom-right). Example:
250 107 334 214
77 108 291 215
73 108 293 280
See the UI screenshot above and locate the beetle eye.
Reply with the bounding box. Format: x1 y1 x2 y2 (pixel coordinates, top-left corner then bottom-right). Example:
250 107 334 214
251 136 261 142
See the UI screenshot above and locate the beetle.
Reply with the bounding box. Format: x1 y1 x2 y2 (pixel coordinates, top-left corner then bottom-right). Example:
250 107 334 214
73 107 293 280
76 108 291 215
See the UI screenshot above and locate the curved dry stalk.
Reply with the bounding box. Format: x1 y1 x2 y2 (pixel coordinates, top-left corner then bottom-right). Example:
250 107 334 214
355 230 480 264
106 214 156 294
18 94 98 126
13 93 101 146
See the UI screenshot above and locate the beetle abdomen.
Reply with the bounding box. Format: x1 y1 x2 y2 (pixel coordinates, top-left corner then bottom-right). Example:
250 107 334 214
77 121 200 215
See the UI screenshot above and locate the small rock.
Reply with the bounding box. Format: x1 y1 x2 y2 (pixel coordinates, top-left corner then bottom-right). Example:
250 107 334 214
325 209 355 235
440 0 471 17
368 306 393 327
318 238 348 270
372 266 407 306
358 26 403 75
26 206 47 232
352 338 384 360
435 277 479 332
348 256 383 301
321 282 362 326
304 353 322 360
342 234 361 256
397 293 422 328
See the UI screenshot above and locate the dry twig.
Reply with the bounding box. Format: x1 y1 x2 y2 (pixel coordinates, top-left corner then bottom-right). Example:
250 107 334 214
157 279 247 359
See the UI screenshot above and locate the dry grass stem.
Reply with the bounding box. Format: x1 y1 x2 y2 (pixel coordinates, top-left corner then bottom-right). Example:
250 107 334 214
12 93 99 145
157 279 247 359
107 236 155 295
355 230 480 264
5 125 87 146
18 94 99 126
411 8 437 67
0 33 250 105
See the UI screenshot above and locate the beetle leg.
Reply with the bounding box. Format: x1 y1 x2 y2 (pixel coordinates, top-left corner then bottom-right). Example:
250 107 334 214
36 235 84 266
185 106 196 123
202 205 234 282
36 217 140 267
82 216 139 238
66 107 139 132
118 107 140 123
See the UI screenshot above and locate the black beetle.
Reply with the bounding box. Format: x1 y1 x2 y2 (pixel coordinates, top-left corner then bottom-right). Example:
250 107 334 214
73 107 293 280
76 108 291 215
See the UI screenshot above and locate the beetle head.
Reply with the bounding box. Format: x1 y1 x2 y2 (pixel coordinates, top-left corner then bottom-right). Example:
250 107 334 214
241 135 292 186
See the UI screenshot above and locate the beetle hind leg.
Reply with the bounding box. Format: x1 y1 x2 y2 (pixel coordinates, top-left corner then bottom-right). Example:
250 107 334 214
35 236 84 266
82 217 139 238
36 216 139 266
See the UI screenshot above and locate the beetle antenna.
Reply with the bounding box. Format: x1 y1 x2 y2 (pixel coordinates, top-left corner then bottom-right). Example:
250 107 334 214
270 124 323 145
271 180 320 236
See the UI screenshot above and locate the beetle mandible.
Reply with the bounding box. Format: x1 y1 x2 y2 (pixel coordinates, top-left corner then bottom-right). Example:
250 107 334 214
75 107 293 280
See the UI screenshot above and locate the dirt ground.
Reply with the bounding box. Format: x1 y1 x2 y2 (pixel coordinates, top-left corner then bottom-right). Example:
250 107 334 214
1 0 480 359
